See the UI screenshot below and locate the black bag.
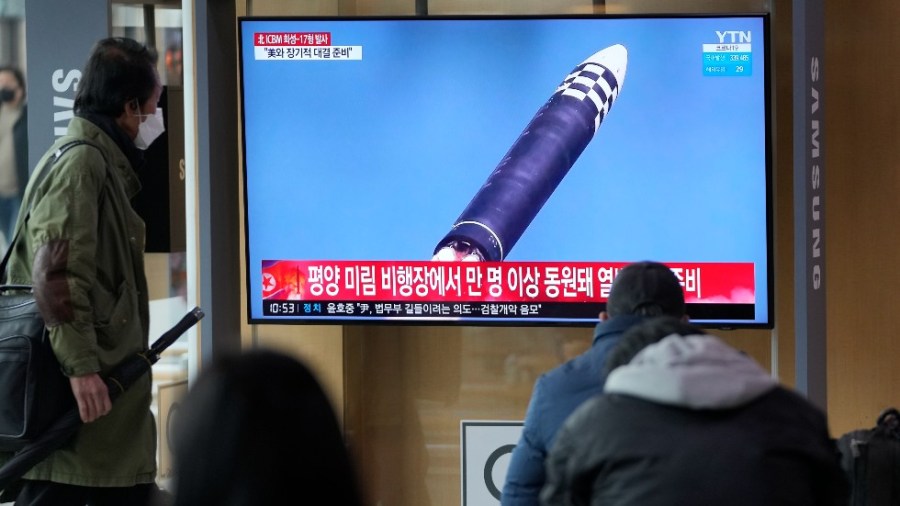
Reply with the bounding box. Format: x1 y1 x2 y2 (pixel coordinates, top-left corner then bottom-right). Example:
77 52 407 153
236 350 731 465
0 289 74 451
837 407 900 506
0 140 96 452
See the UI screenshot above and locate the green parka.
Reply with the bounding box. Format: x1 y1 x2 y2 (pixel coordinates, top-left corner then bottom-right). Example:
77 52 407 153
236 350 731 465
0 117 156 486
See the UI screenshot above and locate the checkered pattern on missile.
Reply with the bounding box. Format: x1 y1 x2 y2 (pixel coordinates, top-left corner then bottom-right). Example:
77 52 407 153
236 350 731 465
555 62 620 132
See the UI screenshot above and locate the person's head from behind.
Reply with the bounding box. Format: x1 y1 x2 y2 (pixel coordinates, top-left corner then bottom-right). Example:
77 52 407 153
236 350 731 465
0 65 26 107
604 315 705 375
74 37 162 146
171 349 363 506
600 261 687 321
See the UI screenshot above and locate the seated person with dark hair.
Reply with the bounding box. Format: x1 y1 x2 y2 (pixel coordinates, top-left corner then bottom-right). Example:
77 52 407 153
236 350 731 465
541 316 849 506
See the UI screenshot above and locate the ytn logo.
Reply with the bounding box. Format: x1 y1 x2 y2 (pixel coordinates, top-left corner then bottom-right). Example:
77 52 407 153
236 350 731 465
716 31 752 44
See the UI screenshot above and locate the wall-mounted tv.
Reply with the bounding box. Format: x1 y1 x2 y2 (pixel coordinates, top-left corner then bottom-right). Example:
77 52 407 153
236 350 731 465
238 13 774 328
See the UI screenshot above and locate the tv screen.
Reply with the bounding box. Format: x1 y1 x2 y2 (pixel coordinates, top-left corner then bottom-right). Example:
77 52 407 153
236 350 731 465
238 13 773 328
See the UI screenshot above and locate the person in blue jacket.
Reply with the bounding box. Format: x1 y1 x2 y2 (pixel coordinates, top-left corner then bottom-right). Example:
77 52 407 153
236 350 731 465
500 261 688 506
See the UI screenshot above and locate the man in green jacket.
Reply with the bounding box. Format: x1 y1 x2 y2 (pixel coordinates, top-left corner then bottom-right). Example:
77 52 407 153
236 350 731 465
0 37 165 505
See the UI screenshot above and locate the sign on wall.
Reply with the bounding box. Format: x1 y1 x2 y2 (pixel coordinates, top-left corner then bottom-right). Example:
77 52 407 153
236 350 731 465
460 420 523 506
24 0 108 171
794 0 827 410
157 379 188 481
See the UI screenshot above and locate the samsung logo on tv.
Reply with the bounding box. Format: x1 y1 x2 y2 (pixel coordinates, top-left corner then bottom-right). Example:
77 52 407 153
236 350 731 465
716 30 751 43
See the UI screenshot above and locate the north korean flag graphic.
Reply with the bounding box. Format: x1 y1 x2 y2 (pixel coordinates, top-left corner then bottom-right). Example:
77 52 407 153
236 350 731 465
261 260 306 300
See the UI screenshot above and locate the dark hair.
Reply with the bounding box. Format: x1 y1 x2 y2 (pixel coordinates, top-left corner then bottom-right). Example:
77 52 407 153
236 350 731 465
74 37 158 117
172 349 364 506
0 65 26 99
606 261 686 318
603 316 705 375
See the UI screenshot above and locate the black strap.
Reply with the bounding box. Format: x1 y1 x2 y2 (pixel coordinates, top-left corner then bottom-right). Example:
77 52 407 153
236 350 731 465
0 139 104 284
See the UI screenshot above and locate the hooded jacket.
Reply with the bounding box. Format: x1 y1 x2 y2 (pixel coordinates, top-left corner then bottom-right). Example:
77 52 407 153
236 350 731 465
541 334 849 506
0 116 155 487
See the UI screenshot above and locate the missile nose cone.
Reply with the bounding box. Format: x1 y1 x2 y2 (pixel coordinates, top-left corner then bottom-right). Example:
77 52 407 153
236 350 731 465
557 44 628 132
585 43 628 90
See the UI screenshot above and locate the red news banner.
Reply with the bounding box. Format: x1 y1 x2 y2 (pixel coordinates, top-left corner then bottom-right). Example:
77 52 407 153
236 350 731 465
261 261 755 304
252 31 360 61
253 32 331 46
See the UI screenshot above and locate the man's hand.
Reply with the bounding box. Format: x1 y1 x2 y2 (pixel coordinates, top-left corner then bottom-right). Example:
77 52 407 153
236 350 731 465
69 373 112 423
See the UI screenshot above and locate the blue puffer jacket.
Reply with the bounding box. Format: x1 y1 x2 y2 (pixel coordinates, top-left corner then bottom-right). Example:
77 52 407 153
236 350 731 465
501 315 646 506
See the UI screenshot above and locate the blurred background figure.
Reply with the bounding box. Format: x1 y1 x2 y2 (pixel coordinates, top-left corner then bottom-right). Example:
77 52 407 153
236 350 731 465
164 42 183 86
171 349 364 506
0 65 27 251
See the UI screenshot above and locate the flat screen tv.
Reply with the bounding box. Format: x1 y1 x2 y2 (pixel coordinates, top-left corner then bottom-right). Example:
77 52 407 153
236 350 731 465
238 13 774 328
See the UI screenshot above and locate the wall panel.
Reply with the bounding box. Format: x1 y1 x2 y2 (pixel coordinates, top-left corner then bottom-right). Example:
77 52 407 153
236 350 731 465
823 0 900 434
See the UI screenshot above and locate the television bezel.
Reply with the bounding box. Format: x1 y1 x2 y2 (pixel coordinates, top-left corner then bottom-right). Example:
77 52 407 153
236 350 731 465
237 12 776 330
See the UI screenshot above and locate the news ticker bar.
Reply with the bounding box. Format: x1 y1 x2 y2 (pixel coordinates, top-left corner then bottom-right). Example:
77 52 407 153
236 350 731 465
262 300 756 321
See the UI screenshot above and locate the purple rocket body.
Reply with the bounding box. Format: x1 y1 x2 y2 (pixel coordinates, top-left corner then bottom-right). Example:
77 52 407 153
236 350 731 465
433 44 628 262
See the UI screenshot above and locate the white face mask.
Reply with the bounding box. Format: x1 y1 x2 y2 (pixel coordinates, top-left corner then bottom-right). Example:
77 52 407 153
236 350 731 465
134 107 166 150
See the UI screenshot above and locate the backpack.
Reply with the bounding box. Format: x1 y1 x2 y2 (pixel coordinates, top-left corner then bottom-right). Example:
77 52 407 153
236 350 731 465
837 407 900 506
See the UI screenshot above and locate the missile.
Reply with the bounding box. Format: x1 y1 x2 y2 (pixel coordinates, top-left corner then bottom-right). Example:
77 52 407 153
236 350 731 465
432 44 628 262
